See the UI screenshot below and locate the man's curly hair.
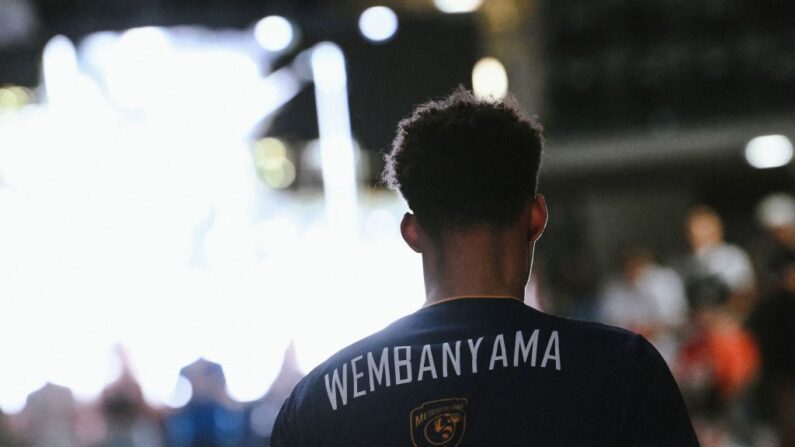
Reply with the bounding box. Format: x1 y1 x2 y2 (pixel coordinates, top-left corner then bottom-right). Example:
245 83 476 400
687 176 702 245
382 88 544 235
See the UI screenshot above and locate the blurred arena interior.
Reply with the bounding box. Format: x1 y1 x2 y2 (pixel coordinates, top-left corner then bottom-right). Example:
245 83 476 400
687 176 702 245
0 0 794 446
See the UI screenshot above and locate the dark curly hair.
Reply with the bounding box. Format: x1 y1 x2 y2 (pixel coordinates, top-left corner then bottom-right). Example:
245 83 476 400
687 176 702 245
382 88 544 235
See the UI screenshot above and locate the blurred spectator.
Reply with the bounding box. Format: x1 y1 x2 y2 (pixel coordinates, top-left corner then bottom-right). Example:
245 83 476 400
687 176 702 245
675 270 760 446
245 343 303 446
755 193 795 295
97 350 164 447
14 383 77 447
748 258 795 446
0 409 14 446
675 318 759 446
676 307 759 407
684 206 756 318
675 205 762 445
598 247 687 362
165 359 246 447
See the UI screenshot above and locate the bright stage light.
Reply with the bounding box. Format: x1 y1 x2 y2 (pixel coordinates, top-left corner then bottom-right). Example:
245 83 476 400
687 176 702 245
433 0 483 14
0 29 428 413
42 35 79 106
311 43 347 93
472 57 508 100
359 6 398 43
310 42 358 239
0 86 31 110
118 26 169 51
165 375 193 408
253 137 296 189
745 135 793 169
106 27 171 109
757 193 795 228
254 16 295 52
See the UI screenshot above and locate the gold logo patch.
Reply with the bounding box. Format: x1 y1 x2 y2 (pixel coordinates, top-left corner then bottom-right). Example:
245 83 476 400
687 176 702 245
410 398 467 447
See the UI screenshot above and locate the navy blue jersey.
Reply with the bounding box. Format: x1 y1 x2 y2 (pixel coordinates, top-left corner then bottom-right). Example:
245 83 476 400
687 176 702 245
271 297 698 446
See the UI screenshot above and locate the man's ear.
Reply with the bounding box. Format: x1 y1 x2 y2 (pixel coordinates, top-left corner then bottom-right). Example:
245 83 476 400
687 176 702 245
528 194 548 242
400 212 423 253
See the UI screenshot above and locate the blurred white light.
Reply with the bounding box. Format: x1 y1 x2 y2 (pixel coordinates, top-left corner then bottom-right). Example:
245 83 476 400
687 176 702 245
365 209 398 239
472 57 508 100
42 35 79 106
358 6 398 43
0 86 31 110
0 27 436 413
255 217 300 255
310 42 358 239
118 26 169 52
166 375 193 408
254 16 294 52
253 137 296 189
756 193 795 228
433 0 483 14
745 135 793 169
106 27 172 109
311 43 347 93
225 367 270 403
254 67 303 123
79 31 119 70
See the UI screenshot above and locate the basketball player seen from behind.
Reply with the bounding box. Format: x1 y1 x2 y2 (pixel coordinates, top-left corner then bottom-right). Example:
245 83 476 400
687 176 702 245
271 88 699 446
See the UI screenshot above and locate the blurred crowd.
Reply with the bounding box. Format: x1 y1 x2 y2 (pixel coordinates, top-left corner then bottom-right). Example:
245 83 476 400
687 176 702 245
590 194 795 447
0 193 794 447
0 347 304 447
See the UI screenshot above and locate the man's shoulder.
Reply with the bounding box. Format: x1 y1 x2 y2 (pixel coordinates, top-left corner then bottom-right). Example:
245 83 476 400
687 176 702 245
512 302 639 340
545 310 646 358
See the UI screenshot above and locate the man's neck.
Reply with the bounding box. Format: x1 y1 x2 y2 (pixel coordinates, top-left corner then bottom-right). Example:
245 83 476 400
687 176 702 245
421 227 531 306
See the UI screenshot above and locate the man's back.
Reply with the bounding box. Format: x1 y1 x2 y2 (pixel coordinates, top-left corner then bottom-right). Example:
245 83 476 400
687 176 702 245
271 297 698 446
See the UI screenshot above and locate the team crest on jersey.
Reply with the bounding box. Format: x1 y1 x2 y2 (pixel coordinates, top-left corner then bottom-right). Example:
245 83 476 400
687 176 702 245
410 398 467 447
